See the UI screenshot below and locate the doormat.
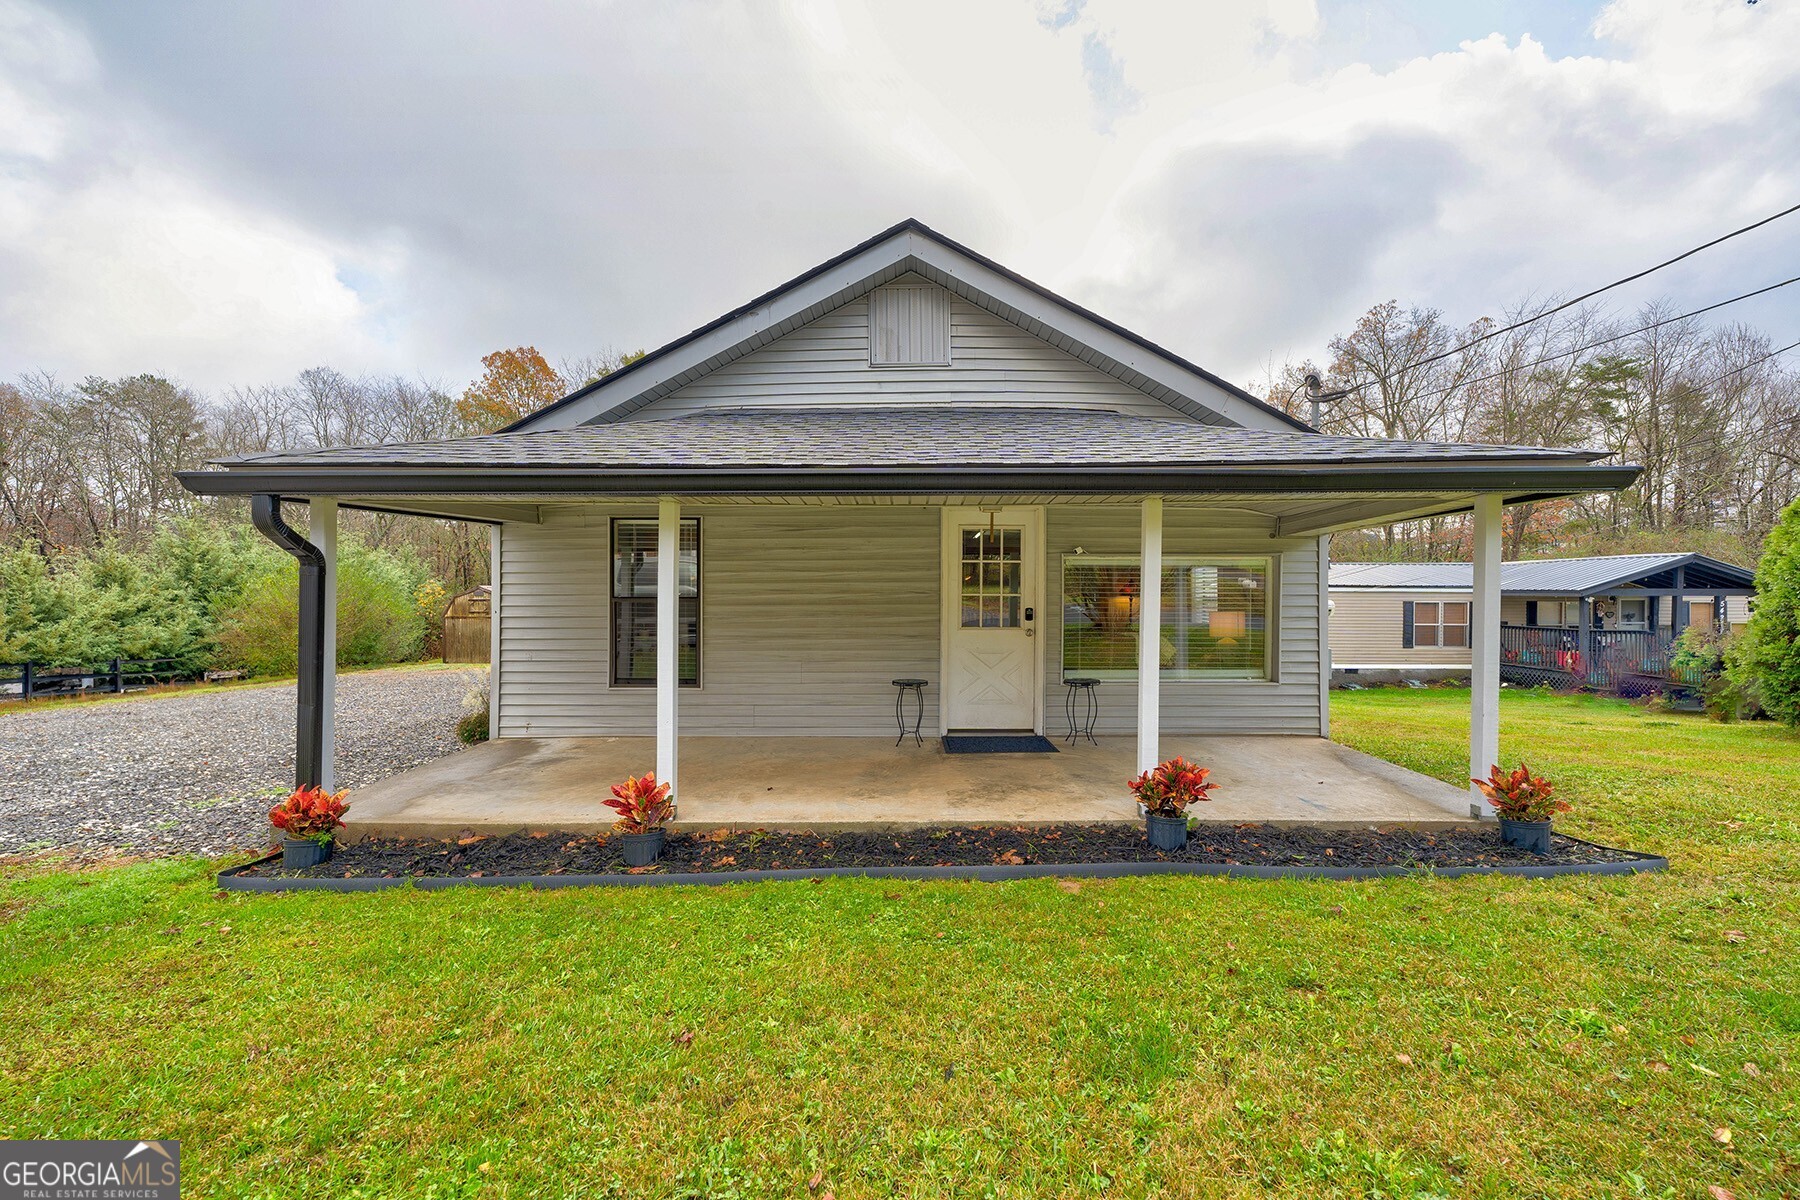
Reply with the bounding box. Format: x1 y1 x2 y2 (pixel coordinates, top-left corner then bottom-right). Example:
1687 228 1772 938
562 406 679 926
941 735 1059 754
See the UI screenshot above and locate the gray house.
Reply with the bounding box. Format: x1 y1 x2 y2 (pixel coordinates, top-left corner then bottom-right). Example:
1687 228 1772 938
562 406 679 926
1329 553 1756 691
179 220 1638 830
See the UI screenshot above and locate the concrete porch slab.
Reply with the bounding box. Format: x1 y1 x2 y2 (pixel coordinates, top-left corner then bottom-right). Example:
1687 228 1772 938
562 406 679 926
339 735 1477 842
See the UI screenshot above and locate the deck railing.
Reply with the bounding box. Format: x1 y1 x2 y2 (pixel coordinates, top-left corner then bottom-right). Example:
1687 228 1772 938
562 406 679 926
1499 626 1700 693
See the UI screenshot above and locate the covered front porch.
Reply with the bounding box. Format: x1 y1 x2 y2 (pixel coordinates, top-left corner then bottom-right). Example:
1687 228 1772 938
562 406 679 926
339 733 1477 841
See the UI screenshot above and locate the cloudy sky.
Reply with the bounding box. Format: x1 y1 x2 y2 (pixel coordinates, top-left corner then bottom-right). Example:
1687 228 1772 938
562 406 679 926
3 0 1797 397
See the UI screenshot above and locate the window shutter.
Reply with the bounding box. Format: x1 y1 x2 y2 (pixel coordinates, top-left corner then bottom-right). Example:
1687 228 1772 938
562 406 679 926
1525 600 1538 627
869 285 951 366
1401 601 1415 649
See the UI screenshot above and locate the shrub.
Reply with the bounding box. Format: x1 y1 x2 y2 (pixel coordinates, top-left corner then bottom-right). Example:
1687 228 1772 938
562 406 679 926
0 526 274 673
1472 763 1569 823
1728 496 1800 726
216 537 431 675
1127 757 1219 817
603 772 674 833
269 785 349 843
456 704 489 744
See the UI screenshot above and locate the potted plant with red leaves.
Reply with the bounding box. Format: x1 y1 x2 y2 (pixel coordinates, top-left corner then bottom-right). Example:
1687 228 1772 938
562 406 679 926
269 784 350 868
604 772 674 866
1128 756 1218 851
1473 762 1568 854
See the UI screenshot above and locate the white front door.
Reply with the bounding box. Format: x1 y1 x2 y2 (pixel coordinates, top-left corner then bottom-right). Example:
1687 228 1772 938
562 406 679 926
942 507 1043 732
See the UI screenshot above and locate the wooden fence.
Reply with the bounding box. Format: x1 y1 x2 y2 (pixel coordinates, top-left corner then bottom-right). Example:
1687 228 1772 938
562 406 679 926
0 658 185 700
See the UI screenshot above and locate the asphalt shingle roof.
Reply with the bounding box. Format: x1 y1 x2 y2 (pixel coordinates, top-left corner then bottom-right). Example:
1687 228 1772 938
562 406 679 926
217 408 1606 471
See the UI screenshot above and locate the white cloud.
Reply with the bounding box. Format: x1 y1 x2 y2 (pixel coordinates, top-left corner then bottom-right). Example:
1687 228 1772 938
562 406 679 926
1 0 1796 396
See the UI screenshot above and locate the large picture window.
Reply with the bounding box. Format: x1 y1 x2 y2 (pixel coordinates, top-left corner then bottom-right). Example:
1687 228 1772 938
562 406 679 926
1062 556 1271 681
611 518 699 687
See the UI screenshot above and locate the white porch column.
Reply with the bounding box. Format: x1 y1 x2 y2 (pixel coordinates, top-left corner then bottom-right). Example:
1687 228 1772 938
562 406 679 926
309 499 338 793
656 497 681 808
1469 493 1502 817
488 524 502 723
1136 497 1163 777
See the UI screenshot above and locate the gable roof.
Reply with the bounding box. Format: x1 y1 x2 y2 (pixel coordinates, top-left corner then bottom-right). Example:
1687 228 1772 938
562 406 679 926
213 408 1609 471
506 218 1313 434
1330 553 1756 595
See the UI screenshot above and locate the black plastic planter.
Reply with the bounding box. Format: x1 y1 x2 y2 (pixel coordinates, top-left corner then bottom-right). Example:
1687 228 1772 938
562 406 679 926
1145 813 1189 851
619 830 665 867
282 838 332 869
1498 818 1552 855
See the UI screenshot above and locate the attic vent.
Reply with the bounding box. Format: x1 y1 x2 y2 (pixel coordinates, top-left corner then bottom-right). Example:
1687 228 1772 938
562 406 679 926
869 284 951 367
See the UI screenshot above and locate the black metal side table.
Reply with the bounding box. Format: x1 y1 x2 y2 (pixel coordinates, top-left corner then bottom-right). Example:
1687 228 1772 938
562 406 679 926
892 678 927 746
1063 677 1100 744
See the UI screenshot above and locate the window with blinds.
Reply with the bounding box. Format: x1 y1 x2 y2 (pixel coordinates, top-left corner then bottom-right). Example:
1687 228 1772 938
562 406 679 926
610 518 700 687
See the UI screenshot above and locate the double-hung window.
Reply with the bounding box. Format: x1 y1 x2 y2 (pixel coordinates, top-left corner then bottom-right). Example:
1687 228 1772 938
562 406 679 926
610 518 700 687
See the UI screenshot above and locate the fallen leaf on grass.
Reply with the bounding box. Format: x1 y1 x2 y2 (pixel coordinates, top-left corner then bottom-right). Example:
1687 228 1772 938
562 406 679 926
807 1169 825 1191
1711 1127 1732 1147
673 1029 694 1047
1648 1061 1670 1073
1056 879 1081 894
1708 1187 1736 1200
1742 1062 1761 1077
1394 1053 1413 1067
1725 929 1747 943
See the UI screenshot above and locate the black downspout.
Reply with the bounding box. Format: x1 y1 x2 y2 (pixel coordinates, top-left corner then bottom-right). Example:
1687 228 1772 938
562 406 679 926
250 495 326 789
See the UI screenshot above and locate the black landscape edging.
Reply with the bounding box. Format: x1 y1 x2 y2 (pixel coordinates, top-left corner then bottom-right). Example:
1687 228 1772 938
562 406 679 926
216 840 1668 893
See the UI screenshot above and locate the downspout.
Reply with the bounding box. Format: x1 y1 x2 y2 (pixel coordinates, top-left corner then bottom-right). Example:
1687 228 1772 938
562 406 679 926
250 495 326 789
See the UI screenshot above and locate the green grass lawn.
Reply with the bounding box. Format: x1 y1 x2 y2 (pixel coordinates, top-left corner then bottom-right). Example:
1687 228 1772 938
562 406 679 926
2 690 1795 1198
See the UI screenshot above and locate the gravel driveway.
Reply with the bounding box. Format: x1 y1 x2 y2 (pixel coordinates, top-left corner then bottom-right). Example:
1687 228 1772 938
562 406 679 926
0 666 481 857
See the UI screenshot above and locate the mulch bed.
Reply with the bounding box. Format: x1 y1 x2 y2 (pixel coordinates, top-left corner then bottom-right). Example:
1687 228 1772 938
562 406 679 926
239 823 1650 880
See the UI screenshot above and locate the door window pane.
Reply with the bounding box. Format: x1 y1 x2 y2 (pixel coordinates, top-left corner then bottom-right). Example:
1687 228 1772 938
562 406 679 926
611 518 699 686
959 525 1024 629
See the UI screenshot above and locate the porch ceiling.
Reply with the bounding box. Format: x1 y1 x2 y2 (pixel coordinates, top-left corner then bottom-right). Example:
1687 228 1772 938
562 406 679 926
327 489 1510 537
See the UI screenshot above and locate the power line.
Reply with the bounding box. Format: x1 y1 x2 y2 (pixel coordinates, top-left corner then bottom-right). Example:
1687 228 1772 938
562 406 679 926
1363 200 1800 385
1398 273 1800 405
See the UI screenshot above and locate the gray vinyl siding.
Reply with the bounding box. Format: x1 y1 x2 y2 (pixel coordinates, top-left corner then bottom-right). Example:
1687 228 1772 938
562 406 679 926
497 502 1327 738
634 275 1182 420
1329 589 1474 667
1044 508 1324 736
497 503 941 737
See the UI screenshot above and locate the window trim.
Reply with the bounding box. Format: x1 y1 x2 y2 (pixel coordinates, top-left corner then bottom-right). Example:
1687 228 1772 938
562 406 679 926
608 516 702 690
1059 554 1276 683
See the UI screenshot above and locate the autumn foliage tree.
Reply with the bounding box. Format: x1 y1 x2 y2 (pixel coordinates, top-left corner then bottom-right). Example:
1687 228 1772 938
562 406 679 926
454 346 567 431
